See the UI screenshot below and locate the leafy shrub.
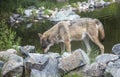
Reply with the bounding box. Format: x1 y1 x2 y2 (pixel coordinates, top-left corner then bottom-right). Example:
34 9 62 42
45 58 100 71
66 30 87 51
0 20 21 50
16 6 24 15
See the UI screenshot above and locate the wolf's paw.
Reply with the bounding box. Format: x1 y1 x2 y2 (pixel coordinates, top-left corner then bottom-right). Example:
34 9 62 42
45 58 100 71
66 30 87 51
43 51 48 54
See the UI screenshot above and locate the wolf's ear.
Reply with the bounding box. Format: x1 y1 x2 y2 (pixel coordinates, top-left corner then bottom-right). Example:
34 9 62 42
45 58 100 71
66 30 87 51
38 33 42 38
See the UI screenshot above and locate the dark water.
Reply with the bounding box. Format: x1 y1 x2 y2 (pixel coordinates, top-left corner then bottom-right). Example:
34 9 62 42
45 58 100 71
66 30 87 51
102 16 120 53
15 3 120 53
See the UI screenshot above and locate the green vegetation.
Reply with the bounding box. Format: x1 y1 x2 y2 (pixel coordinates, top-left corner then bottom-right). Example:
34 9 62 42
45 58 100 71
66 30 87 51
0 20 21 51
16 6 24 15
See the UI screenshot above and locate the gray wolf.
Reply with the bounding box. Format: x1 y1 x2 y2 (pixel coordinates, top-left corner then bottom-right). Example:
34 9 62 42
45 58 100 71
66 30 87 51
38 18 105 54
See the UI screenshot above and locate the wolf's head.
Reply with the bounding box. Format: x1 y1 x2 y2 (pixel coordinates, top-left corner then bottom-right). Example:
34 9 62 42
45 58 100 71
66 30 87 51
38 33 51 52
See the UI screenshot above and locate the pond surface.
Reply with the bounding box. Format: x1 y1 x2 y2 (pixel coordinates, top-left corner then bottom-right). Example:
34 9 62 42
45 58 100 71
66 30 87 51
102 16 120 53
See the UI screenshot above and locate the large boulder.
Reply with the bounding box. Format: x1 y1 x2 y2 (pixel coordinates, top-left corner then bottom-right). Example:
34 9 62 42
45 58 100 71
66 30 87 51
25 52 61 77
96 54 119 63
3 66 23 77
95 54 120 77
84 54 120 77
105 59 120 77
58 49 89 73
0 49 23 77
19 45 36 57
84 62 106 77
112 43 120 56
0 49 18 61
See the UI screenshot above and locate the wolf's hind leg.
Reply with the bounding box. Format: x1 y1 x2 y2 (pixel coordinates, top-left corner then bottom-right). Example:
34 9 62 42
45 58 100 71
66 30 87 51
88 35 104 54
83 37 91 55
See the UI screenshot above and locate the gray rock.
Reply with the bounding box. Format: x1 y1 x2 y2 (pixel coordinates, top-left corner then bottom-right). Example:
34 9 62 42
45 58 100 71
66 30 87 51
106 59 120 77
104 2 111 6
9 16 15 23
9 13 24 27
0 49 18 61
21 45 36 53
19 45 36 57
24 6 40 18
77 2 89 12
26 23 33 28
0 49 23 77
87 53 120 77
95 54 119 63
16 16 24 22
49 8 80 22
25 53 49 71
12 14 20 19
58 49 89 73
24 9 33 17
84 54 120 77
2 54 23 76
84 62 106 77
114 69 120 77
112 43 120 55
26 53 61 77
30 68 60 77
3 66 23 77
0 61 4 68
37 16 43 20
6 49 18 54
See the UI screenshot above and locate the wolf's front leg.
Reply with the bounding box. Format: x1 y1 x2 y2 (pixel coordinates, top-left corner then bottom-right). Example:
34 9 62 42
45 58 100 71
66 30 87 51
64 41 71 53
44 48 49 53
44 44 53 53
60 42 65 54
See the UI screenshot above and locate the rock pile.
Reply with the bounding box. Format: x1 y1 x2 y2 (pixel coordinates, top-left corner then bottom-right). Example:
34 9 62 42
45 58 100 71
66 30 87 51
9 0 113 27
1 43 120 77
84 43 120 77
0 48 89 77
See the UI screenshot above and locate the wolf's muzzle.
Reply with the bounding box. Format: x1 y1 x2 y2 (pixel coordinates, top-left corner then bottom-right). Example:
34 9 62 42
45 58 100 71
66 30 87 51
41 45 47 49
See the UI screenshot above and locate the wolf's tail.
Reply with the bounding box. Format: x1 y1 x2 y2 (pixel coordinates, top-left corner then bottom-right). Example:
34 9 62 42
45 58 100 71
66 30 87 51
94 19 105 41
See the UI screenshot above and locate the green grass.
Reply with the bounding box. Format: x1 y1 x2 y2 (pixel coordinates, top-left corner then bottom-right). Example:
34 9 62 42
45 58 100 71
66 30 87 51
89 45 100 63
